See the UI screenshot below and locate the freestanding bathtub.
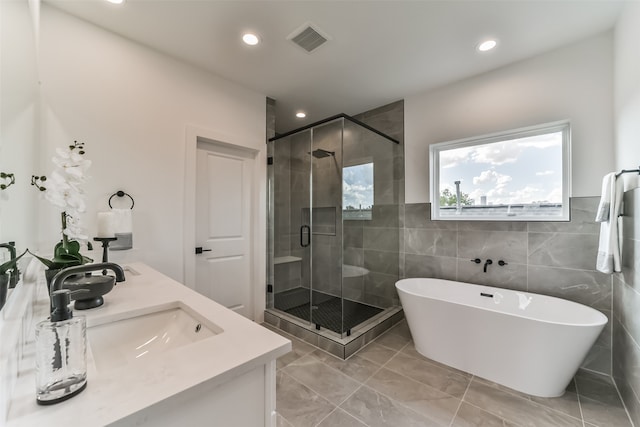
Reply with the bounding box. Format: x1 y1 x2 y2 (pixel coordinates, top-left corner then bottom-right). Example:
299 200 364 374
396 278 608 398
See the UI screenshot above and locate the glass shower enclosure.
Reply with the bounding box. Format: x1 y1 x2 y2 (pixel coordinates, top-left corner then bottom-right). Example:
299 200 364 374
266 114 402 340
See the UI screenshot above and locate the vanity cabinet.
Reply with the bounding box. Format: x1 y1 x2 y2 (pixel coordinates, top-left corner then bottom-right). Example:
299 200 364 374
3 262 289 427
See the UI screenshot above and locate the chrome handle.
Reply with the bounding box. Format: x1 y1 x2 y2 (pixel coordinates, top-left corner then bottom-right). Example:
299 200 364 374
498 260 508 266
470 258 481 264
195 247 212 254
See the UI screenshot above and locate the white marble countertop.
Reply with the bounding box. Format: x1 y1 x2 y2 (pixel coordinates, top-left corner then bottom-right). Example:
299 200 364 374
6 262 290 426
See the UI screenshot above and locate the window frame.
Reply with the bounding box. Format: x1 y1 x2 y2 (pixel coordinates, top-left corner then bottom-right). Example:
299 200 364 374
429 120 571 221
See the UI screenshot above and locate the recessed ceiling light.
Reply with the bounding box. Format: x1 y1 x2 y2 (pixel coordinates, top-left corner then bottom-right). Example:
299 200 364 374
242 33 260 46
106 0 124 4
477 40 497 52
296 112 306 118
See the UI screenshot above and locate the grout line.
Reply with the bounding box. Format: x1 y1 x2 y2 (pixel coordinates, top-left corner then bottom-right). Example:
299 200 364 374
574 375 588 427
312 406 339 427
354 340 461 425
327 340 406 427
449 376 472 427
611 377 636 427
466 376 585 424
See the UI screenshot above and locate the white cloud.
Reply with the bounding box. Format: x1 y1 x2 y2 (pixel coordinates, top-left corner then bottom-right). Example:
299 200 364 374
472 169 512 189
535 170 555 176
442 130 563 168
469 188 485 203
343 182 373 207
471 141 522 165
440 146 473 169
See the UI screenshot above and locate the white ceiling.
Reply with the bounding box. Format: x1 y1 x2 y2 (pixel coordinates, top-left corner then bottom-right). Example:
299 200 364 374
46 0 625 133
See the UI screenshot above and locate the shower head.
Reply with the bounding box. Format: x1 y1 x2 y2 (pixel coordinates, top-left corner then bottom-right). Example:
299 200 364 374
311 149 335 159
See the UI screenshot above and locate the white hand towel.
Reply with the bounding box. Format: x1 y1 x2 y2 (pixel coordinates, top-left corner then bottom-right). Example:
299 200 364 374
596 173 624 273
111 208 133 234
595 173 614 222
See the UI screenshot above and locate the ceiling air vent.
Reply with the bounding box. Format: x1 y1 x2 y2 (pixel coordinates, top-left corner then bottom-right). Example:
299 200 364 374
287 23 330 53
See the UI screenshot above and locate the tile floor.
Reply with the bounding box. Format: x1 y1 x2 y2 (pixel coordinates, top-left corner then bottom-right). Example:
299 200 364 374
264 321 634 427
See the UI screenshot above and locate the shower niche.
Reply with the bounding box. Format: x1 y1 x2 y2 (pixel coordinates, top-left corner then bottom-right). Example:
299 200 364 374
266 114 404 358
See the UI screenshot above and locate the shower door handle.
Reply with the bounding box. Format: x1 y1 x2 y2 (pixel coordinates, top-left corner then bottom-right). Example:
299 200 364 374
300 225 311 247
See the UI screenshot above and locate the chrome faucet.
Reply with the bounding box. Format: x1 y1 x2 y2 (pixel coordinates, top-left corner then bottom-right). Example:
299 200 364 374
50 262 126 294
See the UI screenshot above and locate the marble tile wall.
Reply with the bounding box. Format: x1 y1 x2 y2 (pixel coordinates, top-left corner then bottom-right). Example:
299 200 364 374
309 121 343 297
350 101 405 309
613 187 640 426
402 197 613 375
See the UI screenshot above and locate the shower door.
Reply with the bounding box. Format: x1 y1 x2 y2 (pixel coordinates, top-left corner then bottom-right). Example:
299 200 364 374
267 119 346 336
268 129 314 328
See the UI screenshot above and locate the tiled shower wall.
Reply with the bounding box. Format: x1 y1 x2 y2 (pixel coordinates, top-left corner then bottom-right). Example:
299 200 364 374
613 187 640 425
401 199 612 375
345 101 405 309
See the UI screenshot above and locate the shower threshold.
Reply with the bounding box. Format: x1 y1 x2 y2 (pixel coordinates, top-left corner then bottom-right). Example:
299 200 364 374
275 288 383 335
266 288 404 359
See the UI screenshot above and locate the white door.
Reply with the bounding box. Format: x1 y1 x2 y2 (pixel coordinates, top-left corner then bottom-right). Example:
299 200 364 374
195 141 254 319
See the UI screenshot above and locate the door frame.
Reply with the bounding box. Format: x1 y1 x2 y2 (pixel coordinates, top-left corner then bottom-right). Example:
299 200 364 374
184 125 266 322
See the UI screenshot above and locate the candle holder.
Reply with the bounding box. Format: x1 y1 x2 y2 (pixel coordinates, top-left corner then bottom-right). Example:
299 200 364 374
93 237 117 275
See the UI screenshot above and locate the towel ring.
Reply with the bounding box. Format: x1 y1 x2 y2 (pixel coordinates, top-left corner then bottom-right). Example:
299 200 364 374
108 190 135 209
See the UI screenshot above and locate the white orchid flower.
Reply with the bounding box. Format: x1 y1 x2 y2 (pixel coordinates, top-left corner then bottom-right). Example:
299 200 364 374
45 142 91 245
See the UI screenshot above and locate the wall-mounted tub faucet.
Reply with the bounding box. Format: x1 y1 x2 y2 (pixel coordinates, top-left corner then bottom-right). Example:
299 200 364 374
483 259 493 273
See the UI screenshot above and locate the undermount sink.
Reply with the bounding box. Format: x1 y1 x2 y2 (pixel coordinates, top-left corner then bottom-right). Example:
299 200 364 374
87 303 222 372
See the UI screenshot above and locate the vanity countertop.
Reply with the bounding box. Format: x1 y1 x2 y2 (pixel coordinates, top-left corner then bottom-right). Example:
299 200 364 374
6 262 291 426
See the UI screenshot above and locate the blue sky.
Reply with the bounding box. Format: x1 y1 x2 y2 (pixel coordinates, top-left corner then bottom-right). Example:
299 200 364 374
439 132 563 205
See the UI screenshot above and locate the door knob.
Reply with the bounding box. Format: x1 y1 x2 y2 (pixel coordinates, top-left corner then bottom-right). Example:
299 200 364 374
195 247 212 254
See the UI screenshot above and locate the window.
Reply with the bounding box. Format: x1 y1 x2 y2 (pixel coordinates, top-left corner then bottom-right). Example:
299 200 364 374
430 121 571 221
343 163 373 220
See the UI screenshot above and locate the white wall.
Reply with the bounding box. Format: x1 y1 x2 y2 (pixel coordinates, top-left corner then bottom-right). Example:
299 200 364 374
614 2 640 191
37 5 266 282
405 32 614 204
0 0 40 253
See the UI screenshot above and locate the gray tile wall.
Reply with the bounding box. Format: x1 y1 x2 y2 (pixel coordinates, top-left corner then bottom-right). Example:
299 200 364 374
613 187 640 425
349 101 404 308
402 197 613 375
310 121 343 297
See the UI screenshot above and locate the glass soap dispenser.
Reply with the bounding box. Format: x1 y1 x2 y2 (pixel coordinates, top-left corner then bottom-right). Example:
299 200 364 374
35 289 88 405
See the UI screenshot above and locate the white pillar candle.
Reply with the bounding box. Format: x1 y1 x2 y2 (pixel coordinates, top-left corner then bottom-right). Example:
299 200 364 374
96 212 116 238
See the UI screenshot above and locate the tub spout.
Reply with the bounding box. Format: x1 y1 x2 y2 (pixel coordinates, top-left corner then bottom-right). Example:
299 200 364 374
483 259 493 273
